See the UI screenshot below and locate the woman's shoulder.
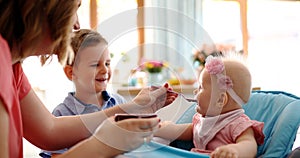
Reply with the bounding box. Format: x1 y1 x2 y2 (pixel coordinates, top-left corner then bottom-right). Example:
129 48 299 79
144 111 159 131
0 35 8 47
0 35 12 67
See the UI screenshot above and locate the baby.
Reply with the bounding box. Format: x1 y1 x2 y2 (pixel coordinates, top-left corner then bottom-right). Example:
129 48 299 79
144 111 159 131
155 54 264 158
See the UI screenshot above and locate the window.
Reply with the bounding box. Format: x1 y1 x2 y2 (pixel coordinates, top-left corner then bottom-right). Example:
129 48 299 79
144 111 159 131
247 1 300 94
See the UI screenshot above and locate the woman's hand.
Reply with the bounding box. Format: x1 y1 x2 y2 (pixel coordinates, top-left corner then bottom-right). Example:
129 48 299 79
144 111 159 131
91 116 161 157
124 83 178 113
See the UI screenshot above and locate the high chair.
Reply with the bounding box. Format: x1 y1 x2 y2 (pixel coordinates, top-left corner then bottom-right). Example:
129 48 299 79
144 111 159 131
171 90 300 158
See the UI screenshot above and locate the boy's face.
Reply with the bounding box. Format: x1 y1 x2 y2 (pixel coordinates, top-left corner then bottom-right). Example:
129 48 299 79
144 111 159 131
72 43 111 94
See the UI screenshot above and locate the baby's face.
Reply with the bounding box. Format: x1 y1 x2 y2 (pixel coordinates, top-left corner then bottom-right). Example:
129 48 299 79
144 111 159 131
194 69 212 116
73 43 111 94
194 69 225 117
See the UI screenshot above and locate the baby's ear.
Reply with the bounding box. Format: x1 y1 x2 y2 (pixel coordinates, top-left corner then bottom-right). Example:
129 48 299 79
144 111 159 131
216 92 228 108
63 65 73 81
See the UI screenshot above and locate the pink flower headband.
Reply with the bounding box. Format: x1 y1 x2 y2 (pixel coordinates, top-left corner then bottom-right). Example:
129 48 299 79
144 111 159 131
205 55 245 105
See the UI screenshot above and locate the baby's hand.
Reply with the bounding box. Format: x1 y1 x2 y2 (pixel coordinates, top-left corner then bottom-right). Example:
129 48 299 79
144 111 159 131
211 144 238 158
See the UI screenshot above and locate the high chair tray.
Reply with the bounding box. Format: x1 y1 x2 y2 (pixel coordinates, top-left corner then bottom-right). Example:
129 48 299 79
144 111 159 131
117 141 209 158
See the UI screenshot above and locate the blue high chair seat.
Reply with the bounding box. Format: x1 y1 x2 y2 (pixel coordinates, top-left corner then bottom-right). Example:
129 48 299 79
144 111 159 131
244 91 300 157
122 141 208 158
171 90 300 158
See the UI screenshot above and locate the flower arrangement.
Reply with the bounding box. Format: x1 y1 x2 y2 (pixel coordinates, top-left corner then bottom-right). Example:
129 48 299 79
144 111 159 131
193 50 208 67
193 44 240 67
141 60 167 73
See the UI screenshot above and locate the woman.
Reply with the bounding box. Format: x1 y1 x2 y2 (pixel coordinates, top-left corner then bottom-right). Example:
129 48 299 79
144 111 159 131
0 0 177 157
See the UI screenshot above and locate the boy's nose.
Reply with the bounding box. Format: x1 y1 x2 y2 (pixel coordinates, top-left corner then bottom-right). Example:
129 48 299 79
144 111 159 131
99 65 108 74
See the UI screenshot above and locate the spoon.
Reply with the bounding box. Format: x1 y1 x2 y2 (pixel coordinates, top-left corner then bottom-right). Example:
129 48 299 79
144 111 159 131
151 85 197 103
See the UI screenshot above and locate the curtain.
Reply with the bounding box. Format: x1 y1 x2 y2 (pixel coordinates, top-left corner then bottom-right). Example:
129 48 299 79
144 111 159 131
143 0 214 79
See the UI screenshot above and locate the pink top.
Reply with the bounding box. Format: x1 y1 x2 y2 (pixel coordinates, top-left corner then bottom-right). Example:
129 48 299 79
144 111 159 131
0 35 31 158
191 112 264 154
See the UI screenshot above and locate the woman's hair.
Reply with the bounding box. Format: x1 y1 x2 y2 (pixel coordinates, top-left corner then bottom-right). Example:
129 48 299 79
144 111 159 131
70 29 108 67
0 0 77 65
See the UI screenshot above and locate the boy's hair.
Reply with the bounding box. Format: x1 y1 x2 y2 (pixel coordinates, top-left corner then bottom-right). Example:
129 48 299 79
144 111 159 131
0 0 77 65
69 29 108 67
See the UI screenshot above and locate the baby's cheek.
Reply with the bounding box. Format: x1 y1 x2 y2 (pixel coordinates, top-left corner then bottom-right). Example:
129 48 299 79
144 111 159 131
195 93 201 101
195 105 201 114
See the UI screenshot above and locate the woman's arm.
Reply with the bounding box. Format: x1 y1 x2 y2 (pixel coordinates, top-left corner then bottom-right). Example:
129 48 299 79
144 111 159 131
0 101 9 158
22 85 176 150
21 89 88 150
57 117 161 158
20 89 138 150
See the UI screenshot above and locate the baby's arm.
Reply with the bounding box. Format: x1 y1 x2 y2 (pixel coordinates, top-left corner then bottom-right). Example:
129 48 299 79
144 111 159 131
154 121 193 141
211 127 257 158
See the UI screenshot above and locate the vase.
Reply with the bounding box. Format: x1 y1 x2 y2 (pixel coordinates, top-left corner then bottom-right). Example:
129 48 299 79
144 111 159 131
147 72 163 86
